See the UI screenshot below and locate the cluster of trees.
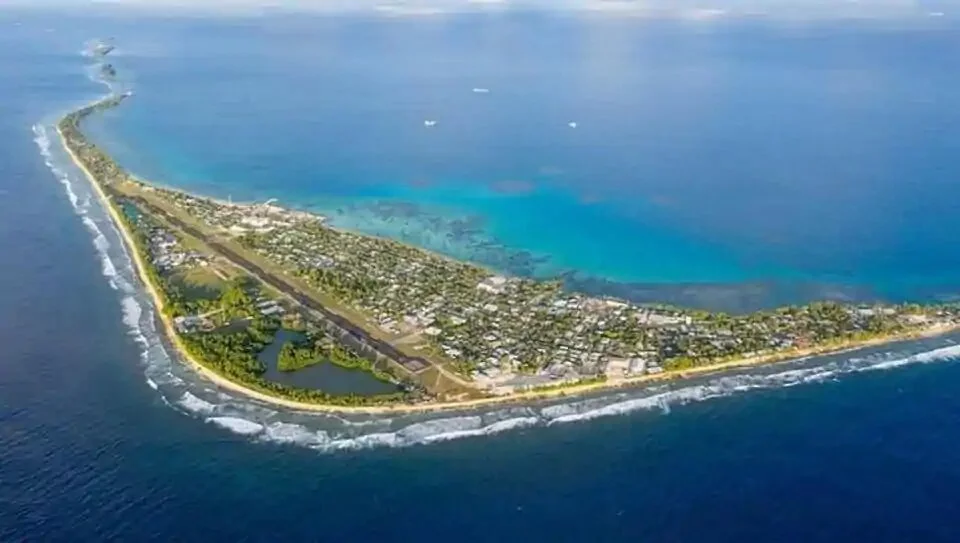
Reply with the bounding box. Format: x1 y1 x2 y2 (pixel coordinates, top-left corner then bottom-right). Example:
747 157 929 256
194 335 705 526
220 278 257 319
61 97 421 407
184 335 410 406
181 330 268 377
117 205 258 321
118 201 410 405
181 324 415 406
111 202 182 318
59 104 129 186
248 317 279 343
64 98 960 403
326 343 395 383
296 267 384 302
660 302 921 370
662 356 698 371
254 378 409 407
277 340 319 372
163 284 213 318
529 375 607 393
276 333 396 384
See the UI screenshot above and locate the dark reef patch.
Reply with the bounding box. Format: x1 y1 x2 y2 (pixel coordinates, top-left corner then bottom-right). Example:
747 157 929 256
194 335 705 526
562 273 886 314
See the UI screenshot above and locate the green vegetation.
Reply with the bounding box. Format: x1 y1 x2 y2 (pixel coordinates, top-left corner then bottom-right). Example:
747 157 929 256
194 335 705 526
220 277 256 319
297 267 385 303
276 333 396 383
277 339 320 372
61 103 415 406
172 277 409 405
325 343 395 383
172 267 226 303
115 202 178 315
660 301 914 371
529 375 607 393
181 328 269 377
180 326 410 406
59 95 130 185
113 198 220 317
59 89 960 409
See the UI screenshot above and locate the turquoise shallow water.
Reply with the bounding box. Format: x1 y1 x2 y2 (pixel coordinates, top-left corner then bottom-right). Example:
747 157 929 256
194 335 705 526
9 10 960 541
76 15 960 310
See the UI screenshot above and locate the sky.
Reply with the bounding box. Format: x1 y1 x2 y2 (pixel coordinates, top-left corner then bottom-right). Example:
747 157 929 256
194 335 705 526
4 0 956 19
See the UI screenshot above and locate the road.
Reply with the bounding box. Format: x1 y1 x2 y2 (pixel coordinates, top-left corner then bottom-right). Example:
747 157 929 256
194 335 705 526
126 192 474 388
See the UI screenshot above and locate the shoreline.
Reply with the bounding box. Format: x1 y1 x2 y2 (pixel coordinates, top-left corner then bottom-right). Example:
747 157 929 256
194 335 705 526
129 175 511 281
58 122 960 415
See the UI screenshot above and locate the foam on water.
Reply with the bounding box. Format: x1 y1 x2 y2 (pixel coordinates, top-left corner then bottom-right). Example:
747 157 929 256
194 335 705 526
82 216 110 253
36 105 185 425
36 98 960 452
147 370 184 388
79 216 120 284
328 432 400 451
34 118 124 291
179 392 216 414
207 417 264 435
328 415 394 428
860 344 960 371
33 124 79 210
261 422 327 446
418 416 541 444
120 295 144 333
35 50 197 423
397 416 483 441
33 48 960 454
542 344 960 426
547 388 703 424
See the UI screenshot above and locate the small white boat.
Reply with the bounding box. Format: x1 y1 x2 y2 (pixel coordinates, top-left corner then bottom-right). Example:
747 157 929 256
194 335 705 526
424 120 437 127
472 88 490 94
568 121 578 128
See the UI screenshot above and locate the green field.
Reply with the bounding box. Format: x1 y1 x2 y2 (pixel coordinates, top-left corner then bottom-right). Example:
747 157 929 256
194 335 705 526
171 266 227 303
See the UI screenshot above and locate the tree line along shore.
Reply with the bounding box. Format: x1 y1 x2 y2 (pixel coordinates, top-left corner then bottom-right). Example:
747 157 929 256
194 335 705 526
56 90 960 412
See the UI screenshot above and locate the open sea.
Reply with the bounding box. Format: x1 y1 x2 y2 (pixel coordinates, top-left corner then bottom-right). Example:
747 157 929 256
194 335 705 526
4 6 960 541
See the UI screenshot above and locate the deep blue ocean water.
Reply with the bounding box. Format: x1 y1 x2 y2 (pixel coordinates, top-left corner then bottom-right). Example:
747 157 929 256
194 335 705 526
5 8 960 541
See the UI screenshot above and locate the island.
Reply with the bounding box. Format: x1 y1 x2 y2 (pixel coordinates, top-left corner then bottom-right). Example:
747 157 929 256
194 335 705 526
99 63 117 81
57 91 960 414
89 39 115 58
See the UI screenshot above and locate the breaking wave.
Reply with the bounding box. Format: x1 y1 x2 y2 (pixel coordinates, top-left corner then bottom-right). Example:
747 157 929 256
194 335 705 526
35 105 960 451
33 52 960 454
209 417 264 435
178 392 216 414
168 338 960 452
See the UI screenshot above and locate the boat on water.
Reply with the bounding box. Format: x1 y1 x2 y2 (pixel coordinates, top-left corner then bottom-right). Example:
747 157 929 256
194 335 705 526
568 121 578 128
472 87 490 93
424 120 437 127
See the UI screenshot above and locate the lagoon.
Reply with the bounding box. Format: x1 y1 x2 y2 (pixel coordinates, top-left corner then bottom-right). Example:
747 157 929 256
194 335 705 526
259 329 399 396
8 9 960 541
78 15 960 311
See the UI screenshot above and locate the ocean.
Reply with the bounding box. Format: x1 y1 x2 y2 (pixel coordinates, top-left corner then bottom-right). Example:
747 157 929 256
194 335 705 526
74 11 960 311
4 7 960 541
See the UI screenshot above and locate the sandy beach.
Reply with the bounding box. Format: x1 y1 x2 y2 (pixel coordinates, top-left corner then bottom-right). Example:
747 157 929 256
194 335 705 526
57 117 960 416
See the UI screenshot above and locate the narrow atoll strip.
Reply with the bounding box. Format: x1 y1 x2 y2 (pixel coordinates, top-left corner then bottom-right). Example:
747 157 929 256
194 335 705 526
56 59 960 415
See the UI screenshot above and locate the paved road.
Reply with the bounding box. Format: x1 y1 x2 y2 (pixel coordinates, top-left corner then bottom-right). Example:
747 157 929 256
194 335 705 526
128 194 434 374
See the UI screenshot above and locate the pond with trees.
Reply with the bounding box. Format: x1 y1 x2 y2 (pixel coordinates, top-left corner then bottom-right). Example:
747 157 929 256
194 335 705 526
259 329 400 396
